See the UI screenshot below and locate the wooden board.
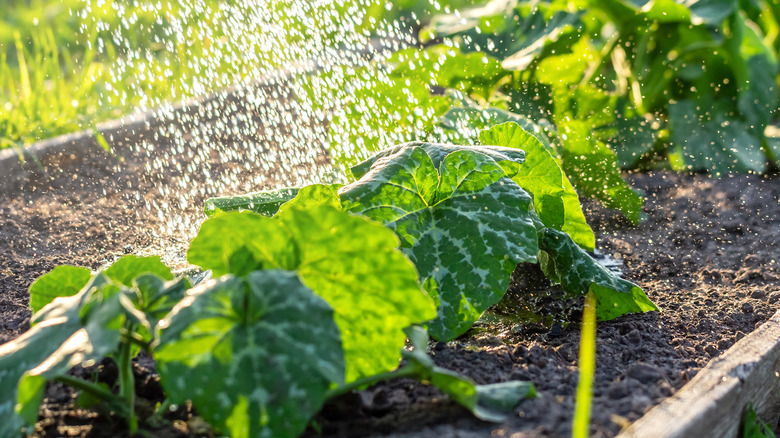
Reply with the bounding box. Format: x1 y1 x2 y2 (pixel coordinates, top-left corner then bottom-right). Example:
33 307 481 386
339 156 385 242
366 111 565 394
618 307 780 438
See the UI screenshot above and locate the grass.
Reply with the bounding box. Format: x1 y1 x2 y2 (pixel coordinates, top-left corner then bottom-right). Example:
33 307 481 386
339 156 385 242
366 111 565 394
572 291 597 438
0 0 396 154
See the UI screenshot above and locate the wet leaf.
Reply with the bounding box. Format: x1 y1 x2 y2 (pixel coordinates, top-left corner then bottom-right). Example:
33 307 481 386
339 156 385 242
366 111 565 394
668 100 767 175
0 274 126 437
204 187 300 218
557 121 644 224
341 145 540 340
538 228 658 320
479 122 595 251
603 117 658 169
187 206 435 382
426 2 584 71
155 271 344 438
276 184 342 215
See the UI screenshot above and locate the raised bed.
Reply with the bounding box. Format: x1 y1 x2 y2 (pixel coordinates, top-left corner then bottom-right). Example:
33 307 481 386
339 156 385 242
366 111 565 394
619 309 780 438
1 85 779 436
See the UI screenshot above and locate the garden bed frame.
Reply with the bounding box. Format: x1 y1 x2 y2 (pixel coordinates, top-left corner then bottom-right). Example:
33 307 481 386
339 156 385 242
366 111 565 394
619 309 780 438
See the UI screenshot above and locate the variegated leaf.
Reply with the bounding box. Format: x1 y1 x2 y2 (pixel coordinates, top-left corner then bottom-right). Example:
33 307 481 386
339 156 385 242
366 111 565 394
341 145 541 341
538 228 658 320
155 271 343 438
479 122 595 251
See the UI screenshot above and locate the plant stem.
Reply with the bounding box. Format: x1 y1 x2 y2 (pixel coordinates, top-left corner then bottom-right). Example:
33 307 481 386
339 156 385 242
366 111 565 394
325 365 420 400
54 375 128 418
118 323 138 433
121 329 152 352
580 32 620 86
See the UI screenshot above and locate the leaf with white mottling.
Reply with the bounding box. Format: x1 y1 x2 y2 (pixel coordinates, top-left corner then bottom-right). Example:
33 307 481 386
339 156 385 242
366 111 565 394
155 271 344 438
187 207 435 382
341 145 540 341
479 122 595 251
350 141 526 180
538 228 658 320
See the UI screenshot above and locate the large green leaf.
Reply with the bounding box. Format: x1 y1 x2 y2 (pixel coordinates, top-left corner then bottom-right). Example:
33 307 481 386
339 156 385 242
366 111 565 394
426 1 584 70
187 206 435 382
28 265 91 314
341 145 541 340
155 271 343 438
557 120 644 224
601 116 658 169
538 228 658 320
479 122 595 251
275 184 342 215
724 12 778 136
388 46 508 100
350 140 527 180
105 255 173 286
0 274 125 437
638 0 738 24
438 106 556 150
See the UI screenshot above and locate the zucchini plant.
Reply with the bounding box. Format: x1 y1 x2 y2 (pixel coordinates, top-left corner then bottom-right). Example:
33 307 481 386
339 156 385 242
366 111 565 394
209 122 657 341
1 123 657 437
307 0 780 228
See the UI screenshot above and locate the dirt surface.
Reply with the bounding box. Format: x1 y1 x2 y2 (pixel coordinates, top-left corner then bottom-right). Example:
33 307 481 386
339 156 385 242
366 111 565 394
1 135 779 437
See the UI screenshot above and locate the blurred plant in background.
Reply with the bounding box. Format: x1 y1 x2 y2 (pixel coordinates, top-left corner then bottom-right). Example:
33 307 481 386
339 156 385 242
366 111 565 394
310 0 780 224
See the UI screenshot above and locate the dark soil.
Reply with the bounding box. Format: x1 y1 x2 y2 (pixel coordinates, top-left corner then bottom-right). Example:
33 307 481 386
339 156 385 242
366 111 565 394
2 135 779 437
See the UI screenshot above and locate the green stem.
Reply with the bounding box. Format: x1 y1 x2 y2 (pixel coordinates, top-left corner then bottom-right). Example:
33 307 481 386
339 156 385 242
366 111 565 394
121 329 152 352
118 323 138 433
325 365 420 400
580 33 620 86
54 375 128 418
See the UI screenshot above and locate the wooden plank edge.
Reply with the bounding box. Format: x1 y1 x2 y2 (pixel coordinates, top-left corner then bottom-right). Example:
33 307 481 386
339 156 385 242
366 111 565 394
617 306 780 438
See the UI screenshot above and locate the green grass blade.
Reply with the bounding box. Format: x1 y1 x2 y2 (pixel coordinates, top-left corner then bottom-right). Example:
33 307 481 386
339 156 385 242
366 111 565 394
572 291 596 438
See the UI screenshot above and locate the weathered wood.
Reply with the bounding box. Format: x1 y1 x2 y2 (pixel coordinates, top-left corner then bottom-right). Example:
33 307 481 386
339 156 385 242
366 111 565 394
618 307 780 438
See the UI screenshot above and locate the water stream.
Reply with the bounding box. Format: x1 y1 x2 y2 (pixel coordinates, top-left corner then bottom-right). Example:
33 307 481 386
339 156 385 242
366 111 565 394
75 0 432 264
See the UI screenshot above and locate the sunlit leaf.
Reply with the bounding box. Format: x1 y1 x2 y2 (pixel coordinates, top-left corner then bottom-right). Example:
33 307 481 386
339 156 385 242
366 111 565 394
538 228 658 320
187 207 435 382
0 274 126 437
342 145 540 340
156 271 344 438
479 122 595 251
